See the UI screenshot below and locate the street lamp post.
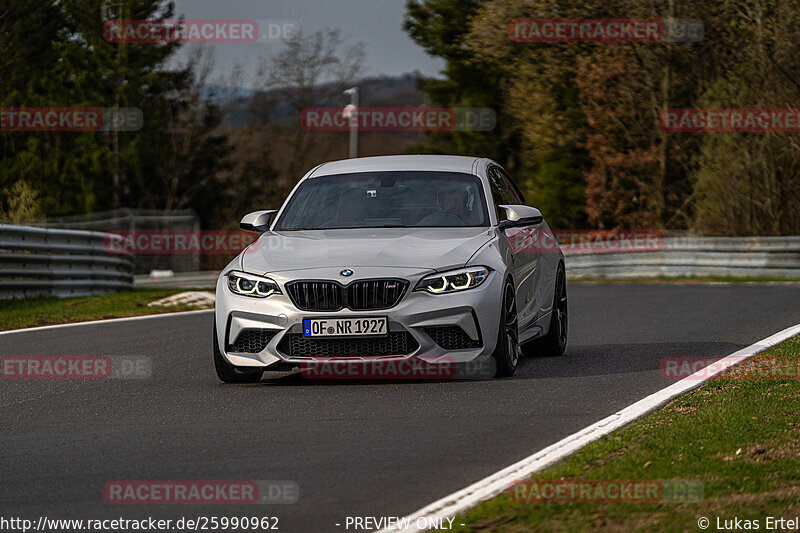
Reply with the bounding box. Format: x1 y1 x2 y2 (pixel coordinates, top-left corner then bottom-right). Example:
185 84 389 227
343 87 359 159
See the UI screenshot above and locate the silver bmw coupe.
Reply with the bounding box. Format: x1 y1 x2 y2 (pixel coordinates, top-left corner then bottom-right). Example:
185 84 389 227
214 155 567 382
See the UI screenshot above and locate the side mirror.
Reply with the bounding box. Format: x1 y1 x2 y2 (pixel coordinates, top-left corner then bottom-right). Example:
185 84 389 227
240 210 277 233
498 205 544 230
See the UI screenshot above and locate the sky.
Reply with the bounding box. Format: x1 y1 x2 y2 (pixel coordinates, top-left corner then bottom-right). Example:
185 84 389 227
169 0 446 88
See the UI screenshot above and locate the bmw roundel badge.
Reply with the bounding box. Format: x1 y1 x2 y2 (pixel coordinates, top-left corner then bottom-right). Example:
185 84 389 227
340 269 354 277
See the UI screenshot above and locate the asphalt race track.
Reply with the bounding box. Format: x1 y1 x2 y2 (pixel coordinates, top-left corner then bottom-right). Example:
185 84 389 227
2 283 800 532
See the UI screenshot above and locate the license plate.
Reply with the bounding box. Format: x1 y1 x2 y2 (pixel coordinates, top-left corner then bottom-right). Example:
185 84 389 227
303 317 388 337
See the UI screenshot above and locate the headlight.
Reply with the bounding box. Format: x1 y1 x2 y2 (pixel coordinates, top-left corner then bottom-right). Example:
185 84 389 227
415 267 490 294
226 271 281 298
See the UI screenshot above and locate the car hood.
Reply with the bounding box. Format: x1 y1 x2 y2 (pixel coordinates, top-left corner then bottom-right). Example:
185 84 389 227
240 227 495 274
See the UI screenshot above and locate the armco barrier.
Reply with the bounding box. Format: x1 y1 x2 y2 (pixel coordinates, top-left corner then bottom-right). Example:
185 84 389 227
134 270 219 289
565 236 800 279
0 224 134 299
128 236 800 289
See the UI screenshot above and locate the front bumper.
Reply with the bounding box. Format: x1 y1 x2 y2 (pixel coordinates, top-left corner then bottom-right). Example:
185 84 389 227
214 266 504 369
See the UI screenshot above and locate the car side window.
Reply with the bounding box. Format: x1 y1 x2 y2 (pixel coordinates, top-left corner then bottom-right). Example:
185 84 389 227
497 168 526 205
488 167 515 221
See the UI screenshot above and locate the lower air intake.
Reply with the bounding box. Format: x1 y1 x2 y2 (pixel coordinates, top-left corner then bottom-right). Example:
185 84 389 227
284 332 418 358
229 329 277 353
423 326 482 350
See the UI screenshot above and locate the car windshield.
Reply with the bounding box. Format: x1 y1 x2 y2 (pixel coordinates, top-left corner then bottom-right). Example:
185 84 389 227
275 171 490 230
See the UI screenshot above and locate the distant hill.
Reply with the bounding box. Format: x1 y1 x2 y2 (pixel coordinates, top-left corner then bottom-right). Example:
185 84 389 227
202 73 428 127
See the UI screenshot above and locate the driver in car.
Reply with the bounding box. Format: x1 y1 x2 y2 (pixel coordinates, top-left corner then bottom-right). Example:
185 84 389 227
439 188 470 222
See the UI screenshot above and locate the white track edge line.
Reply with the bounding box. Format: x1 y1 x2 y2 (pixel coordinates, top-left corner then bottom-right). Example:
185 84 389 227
379 322 800 533
0 309 214 336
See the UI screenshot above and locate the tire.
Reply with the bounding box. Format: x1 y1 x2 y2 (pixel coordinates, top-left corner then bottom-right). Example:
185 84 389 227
492 281 520 377
213 328 264 383
522 264 568 357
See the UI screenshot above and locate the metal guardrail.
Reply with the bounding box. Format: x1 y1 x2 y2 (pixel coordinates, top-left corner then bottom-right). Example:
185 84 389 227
565 236 800 279
129 236 800 289
30 208 202 274
134 270 219 289
0 224 135 299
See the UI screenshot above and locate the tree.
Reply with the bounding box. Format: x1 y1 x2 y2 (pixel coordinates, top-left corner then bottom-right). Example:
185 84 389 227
0 0 234 228
406 0 588 228
691 0 800 235
252 29 365 182
404 0 520 167
406 0 800 233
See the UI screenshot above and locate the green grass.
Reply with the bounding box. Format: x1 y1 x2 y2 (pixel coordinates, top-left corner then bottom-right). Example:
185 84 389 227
451 336 800 532
0 289 212 331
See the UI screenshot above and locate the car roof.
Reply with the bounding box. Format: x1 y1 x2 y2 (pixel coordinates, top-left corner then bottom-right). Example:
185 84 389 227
309 155 486 178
